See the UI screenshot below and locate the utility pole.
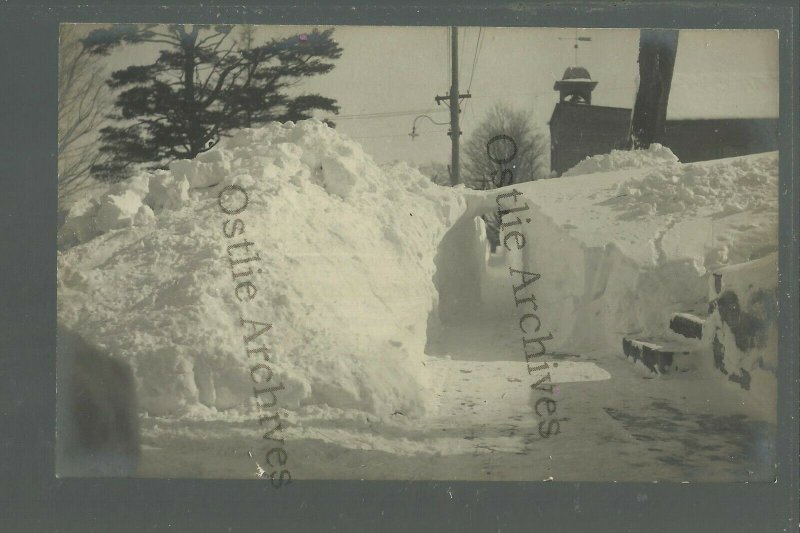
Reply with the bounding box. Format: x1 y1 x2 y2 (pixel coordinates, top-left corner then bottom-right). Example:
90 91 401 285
436 26 470 186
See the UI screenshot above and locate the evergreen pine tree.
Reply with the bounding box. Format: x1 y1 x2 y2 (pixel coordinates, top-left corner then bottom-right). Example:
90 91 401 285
83 24 342 181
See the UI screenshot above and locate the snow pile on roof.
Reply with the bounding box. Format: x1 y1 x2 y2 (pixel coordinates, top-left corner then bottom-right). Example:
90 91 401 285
58 120 466 418
562 144 679 177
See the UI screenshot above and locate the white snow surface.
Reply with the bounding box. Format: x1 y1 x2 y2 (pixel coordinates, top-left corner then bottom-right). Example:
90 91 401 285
58 119 778 432
456 151 779 356
562 143 679 177
58 120 467 418
609 152 778 218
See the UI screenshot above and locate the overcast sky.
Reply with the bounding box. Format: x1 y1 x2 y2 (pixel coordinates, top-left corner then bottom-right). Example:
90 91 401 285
76 25 779 167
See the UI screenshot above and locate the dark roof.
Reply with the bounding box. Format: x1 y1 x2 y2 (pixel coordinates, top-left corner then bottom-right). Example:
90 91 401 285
562 66 592 80
549 101 631 126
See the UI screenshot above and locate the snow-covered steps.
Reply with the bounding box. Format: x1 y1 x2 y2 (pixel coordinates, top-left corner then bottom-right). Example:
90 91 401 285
621 337 699 375
669 312 705 340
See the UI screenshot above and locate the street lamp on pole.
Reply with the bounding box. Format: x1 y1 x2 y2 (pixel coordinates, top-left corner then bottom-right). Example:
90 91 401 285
408 114 450 140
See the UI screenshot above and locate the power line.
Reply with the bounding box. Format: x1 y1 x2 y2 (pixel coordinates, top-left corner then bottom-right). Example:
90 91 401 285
467 27 484 94
462 98 471 127
445 28 449 88
446 27 451 89
468 91 551 100
462 27 484 125
349 129 448 140
465 84 632 101
333 108 447 120
459 27 467 85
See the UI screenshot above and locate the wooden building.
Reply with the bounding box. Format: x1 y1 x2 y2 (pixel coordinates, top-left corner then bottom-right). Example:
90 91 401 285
548 67 778 176
660 118 778 162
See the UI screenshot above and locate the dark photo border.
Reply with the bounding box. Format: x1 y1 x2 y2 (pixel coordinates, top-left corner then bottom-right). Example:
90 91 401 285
1 1 797 531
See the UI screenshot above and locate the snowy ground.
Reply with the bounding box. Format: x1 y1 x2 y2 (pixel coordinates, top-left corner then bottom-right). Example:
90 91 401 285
137 315 775 481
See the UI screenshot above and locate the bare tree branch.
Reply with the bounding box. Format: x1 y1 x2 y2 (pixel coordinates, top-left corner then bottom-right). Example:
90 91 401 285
58 25 113 205
462 104 549 251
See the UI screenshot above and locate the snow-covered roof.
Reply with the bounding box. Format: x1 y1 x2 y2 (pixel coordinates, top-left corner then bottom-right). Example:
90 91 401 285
561 66 592 80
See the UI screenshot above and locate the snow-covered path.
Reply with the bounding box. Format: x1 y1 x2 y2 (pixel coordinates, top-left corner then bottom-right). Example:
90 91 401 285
137 319 775 482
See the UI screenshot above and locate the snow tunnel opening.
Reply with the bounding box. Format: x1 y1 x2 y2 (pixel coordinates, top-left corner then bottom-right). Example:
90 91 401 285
425 211 520 361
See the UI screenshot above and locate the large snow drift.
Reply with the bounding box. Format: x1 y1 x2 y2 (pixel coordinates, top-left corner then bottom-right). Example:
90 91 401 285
443 151 779 357
58 120 466 418
59 117 778 423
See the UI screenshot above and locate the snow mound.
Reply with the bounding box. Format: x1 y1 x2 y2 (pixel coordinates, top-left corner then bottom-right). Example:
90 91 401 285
58 120 465 418
59 172 187 249
562 143 679 177
449 151 779 355
610 152 778 218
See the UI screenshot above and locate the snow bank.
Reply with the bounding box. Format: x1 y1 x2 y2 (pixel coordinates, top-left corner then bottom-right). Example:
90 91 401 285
433 213 492 325
562 144 679 177
452 152 778 355
609 153 778 219
58 172 185 249
58 117 779 424
58 120 465 418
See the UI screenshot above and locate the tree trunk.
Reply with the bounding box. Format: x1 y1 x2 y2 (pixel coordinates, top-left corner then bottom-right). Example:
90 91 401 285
181 26 204 157
629 29 679 149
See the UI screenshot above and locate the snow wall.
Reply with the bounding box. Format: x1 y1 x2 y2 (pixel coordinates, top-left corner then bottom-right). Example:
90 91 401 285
59 120 467 418
436 150 779 360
